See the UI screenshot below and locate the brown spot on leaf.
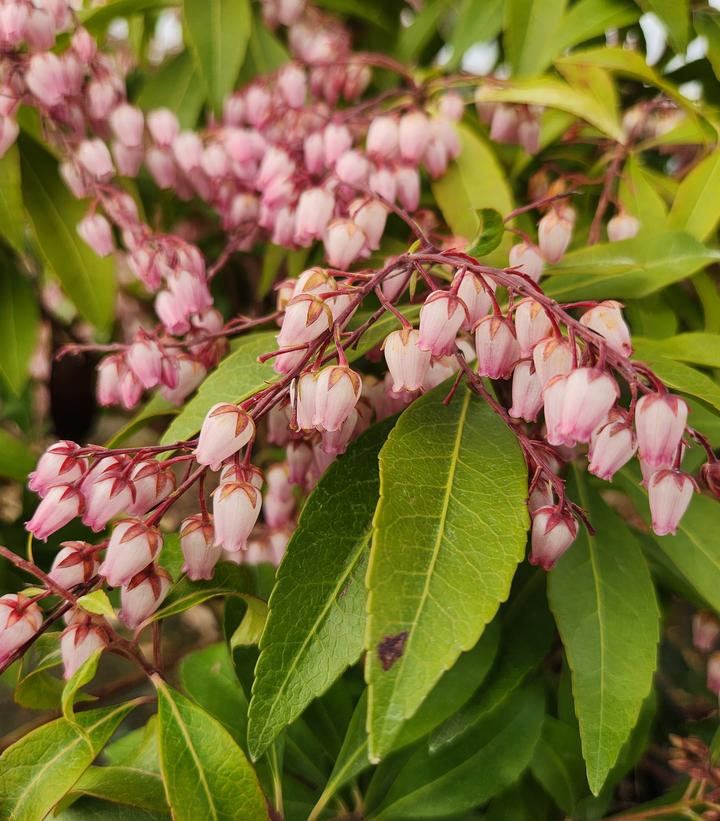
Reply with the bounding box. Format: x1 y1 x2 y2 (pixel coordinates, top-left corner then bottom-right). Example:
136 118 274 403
377 631 408 671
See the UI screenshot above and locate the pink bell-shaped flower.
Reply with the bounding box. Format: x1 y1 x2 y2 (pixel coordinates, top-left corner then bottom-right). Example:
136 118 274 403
648 469 695 536
323 219 366 269
580 301 632 357
509 242 545 283
49 541 98 589
514 300 552 357
530 506 578 570
100 519 163 587
532 337 575 387
127 335 164 389
82 472 134 533
474 315 520 379
212 481 262 552
538 210 572 263
607 211 640 242
635 392 688 471
26 484 83 541
418 292 466 357
119 564 171 629
77 214 115 257
195 403 256 471
28 440 87 496
453 269 493 331
294 371 320 431
180 515 222 581
0 594 43 665
61 619 108 680
509 361 543 422
312 365 362 432
383 328 431 393
588 419 637 481
557 368 619 446
277 294 333 349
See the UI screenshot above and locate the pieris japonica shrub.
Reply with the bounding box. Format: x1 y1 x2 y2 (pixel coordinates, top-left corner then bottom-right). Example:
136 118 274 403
1 0 720 818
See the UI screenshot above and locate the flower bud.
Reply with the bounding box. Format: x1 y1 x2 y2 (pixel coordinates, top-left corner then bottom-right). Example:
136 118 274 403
220 463 264 489
180 515 222 581
423 136 448 179
323 123 352 166
530 506 578 570
119 367 143 410
557 368 619 446
29 441 87 496
514 300 552 357
418 292 466 357
26 53 66 107
278 63 307 108
474 316 520 380
580 301 632 357
421 355 459 392
384 328 431 393
635 393 688 471
367 116 399 158
648 469 695 536
26 485 83 541
528 480 554 514
509 361 543 422
439 92 464 121
119 564 171 629
127 336 164 389
196 403 256 471
348 198 387 251
313 365 362 432
287 440 314 485
538 211 572 263
61 619 108 680
369 167 397 202
398 111 431 163
532 337 574 387
293 371 320 431
509 242 545 283
490 105 518 144
76 139 115 182
277 294 332 349
381 267 410 303
323 219 366 269
113 141 144 177
708 652 720 695
588 420 637 481
303 131 325 175
335 149 369 187
49 542 98 589
147 108 179 147
607 211 640 242
82 473 134 533
395 165 420 211
701 461 720 499
0 594 43 665
100 519 163 587
110 103 145 149
77 214 114 257
693 611 720 653
294 187 335 245
212 481 262 552
453 270 493 331
159 355 206 406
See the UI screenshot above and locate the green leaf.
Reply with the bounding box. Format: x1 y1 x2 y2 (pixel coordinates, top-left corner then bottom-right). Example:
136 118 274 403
547 469 659 794
617 155 668 230
183 0 251 116
229 598 268 649
504 0 567 77
147 562 258 623
668 152 720 241
616 468 720 615
695 11 720 82
366 385 528 760
430 568 554 752
62 649 103 722
475 76 623 141
20 136 116 333
544 231 720 301
154 679 267 821
0 144 25 252
0 703 137 821
79 0 175 30
0 429 35 482
530 717 588 813
370 683 545 819
633 334 720 369
136 51 205 129
71 766 168 812
77 590 116 619
104 395 178 449
247 418 394 759
643 0 689 52
13 633 64 710
395 0 447 61
432 124 513 241
553 0 639 52
446 0 503 70
630 351 720 412
467 208 504 257
239 12 289 83
55 798 169 820
0 265 39 395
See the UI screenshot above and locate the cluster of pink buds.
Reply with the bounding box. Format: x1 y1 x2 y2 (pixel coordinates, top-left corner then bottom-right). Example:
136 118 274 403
25 441 176 540
477 100 542 155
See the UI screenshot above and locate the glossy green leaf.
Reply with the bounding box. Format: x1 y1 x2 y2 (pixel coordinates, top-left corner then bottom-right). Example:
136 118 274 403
136 51 205 129
13 633 64 710
547 470 659 794
0 429 35 482
544 231 720 300
643 0 689 52
79 0 175 30
183 0 251 116
617 155 668 230
0 703 137 821
20 136 116 333
370 683 545 819
0 265 39 395
430 568 554 752
475 77 623 141
0 144 25 252
633 334 720 369
631 351 720 411
62 649 103 722
616 469 720 615
366 385 528 760
467 208 504 257
155 679 267 821
504 0 567 77
395 0 447 61
248 418 394 759
554 0 639 52
530 717 588 813
70 766 168 812
239 12 289 83
77 590 115 619
55 798 169 820
147 562 258 623
668 152 720 241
